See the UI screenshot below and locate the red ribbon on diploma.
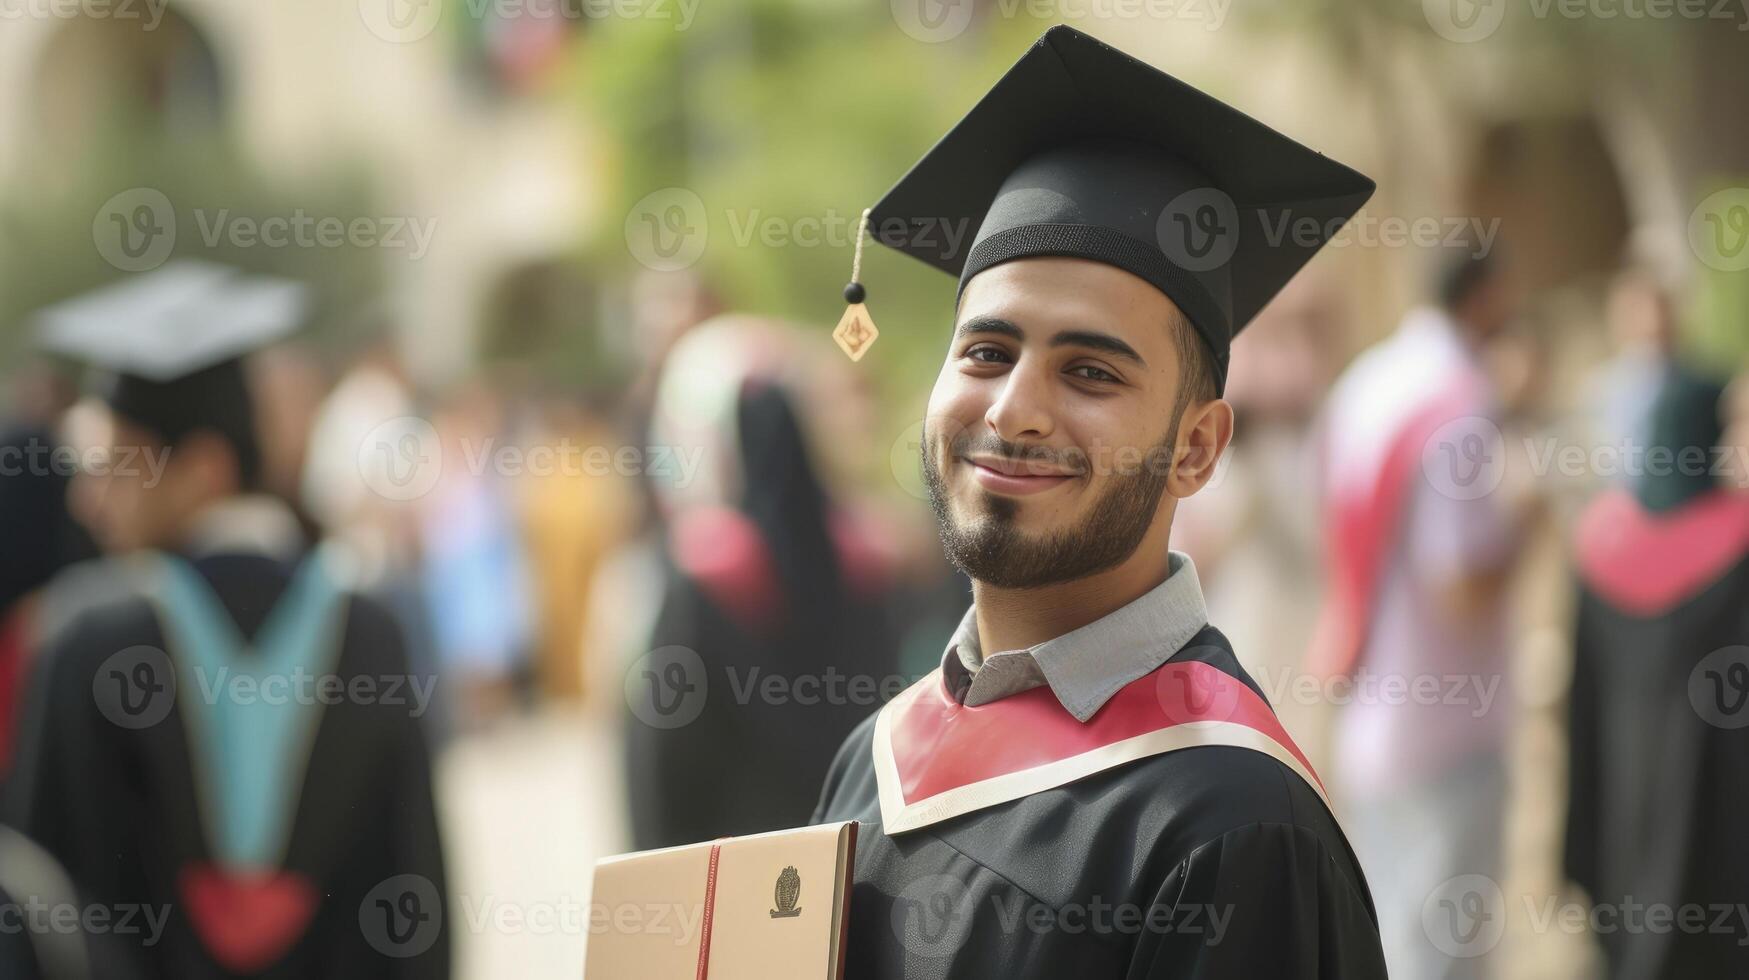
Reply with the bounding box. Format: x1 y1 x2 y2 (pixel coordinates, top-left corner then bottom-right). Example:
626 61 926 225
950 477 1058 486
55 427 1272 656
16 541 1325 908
696 840 725 980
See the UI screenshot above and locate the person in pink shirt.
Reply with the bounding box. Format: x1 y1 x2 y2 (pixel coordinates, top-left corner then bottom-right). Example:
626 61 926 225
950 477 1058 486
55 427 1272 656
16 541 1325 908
1313 245 1531 979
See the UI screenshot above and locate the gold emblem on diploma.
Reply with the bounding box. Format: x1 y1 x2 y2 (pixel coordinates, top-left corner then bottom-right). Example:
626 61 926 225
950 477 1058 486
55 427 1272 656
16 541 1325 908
770 866 803 918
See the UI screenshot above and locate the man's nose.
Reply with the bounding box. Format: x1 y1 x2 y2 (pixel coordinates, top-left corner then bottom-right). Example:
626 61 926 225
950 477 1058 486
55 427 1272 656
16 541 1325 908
983 360 1055 443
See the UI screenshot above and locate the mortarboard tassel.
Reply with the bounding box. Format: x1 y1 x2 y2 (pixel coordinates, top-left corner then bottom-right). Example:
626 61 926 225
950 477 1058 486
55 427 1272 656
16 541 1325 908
832 208 879 362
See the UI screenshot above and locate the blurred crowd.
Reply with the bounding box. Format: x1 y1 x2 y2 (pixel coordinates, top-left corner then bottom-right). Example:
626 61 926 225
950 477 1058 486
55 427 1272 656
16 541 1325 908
0 226 1745 979
0 10 1745 980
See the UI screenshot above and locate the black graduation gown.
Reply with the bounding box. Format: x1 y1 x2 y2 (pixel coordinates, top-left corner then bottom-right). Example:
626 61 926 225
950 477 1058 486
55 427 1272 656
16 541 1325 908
625 383 902 851
1564 488 1749 980
811 625 1386 979
0 824 146 980
5 549 450 979
623 522 898 850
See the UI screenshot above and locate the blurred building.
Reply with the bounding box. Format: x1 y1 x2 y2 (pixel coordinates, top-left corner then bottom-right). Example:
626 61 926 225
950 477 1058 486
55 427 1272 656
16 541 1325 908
0 0 598 382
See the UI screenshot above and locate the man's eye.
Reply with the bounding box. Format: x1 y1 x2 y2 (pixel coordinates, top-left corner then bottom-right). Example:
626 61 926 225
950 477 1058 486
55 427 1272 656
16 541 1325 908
965 345 1011 363
1069 365 1117 383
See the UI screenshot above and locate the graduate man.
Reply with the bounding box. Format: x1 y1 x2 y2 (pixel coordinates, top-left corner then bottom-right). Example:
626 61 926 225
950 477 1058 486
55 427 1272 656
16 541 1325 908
811 26 1387 977
1566 369 1749 979
5 262 450 978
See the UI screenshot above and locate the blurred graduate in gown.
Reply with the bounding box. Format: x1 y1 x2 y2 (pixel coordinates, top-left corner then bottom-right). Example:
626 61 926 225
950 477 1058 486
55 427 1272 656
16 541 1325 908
6 263 450 978
622 317 899 849
1566 368 1749 979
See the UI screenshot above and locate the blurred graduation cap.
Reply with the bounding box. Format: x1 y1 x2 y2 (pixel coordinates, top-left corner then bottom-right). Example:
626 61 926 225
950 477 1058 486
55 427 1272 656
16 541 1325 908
34 260 308 484
866 25 1374 394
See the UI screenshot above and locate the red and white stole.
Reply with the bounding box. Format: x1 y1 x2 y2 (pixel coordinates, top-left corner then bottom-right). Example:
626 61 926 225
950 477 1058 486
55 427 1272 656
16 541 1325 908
872 659 1326 835
1576 487 1749 616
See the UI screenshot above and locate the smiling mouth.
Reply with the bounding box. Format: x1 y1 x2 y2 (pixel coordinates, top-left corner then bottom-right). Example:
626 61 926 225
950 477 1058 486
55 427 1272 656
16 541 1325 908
961 455 1079 496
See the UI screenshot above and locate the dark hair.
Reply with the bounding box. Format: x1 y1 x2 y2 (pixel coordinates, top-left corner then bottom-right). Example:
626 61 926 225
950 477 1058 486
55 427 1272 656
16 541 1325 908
1434 245 1501 313
1169 309 1218 435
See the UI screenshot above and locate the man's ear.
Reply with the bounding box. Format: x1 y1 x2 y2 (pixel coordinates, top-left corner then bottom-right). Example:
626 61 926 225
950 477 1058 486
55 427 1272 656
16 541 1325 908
1166 398 1233 498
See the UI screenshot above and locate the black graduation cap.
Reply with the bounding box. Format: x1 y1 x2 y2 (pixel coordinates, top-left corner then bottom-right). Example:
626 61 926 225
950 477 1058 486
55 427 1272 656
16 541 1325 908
33 261 307 483
867 24 1375 394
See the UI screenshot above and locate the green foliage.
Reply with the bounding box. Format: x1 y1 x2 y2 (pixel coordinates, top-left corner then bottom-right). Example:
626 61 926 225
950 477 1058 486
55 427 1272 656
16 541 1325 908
0 120 388 371
1684 178 1749 371
577 6 1056 440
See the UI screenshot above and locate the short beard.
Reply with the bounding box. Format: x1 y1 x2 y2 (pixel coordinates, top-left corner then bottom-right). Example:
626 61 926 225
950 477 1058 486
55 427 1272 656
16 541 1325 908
921 423 1178 590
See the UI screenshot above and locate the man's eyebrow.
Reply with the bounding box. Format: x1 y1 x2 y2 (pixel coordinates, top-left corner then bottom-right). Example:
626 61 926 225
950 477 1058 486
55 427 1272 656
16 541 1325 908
1050 330 1146 367
953 316 1023 341
953 317 1148 368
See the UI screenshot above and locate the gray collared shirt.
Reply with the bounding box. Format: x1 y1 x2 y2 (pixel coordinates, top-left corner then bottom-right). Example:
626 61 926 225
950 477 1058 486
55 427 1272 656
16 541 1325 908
939 551 1211 722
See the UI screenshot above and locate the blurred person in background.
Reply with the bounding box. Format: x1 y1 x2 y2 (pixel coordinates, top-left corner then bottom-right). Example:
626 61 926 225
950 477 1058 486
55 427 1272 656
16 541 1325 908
299 332 445 738
0 362 97 795
1312 243 1535 979
1583 264 1679 471
419 380 537 729
507 385 634 705
1589 264 1679 445
580 269 724 714
1565 367 1749 979
617 268 725 536
5 262 450 979
250 344 331 543
620 315 899 849
470 260 641 707
301 333 424 579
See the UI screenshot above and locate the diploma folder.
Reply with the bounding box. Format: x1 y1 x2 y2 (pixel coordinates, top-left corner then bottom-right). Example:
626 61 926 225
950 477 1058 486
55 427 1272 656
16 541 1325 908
583 821 858 980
